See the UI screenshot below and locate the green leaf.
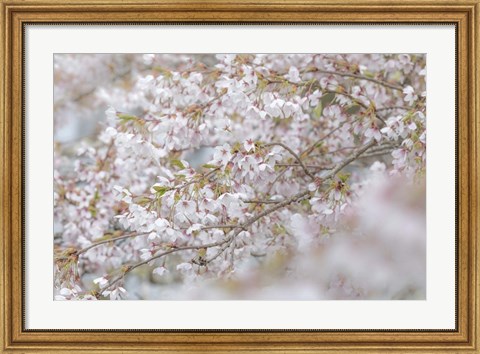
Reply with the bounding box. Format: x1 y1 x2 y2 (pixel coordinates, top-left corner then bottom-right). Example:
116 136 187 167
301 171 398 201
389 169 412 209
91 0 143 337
152 186 169 197
257 78 268 90
320 92 336 106
338 173 351 183
202 164 218 169
345 105 361 115
362 70 375 78
313 102 323 118
313 93 335 118
152 186 167 193
300 199 311 207
88 205 97 217
134 196 152 204
391 71 402 81
273 224 287 235
231 142 242 153
117 113 138 122
171 159 185 169
153 67 172 79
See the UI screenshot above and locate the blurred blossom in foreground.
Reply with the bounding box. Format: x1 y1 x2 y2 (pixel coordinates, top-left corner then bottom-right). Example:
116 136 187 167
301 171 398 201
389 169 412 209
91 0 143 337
147 170 425 300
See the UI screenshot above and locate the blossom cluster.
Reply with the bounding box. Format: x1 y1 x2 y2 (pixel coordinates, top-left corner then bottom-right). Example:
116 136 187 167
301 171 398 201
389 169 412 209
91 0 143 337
54 53 426 300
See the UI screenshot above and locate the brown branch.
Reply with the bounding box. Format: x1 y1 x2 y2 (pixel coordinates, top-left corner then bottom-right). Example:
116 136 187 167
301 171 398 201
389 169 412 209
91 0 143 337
265 166 288 195
81 232 149 256
241 199 281 204
55 231 151 261
376 106 411 112
308 68 404 92
276 163 334 170
326 140 377 177
172 167 220 191
205 240 233 264
71 223 238 260
95 141 377 296
264 142 315 180
265 79 393 127
323 89 387 127
357 149 395 159
300 117 360 157
97 237 235 296
73 222 237 264
209 141 377 262
97 140 114 172
199 224 238 230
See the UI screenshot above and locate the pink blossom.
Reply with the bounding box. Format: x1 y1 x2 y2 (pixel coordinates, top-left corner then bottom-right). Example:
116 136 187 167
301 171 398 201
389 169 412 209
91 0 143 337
212 143 232 166
403 85 418 105
244 139 255 153
364 123 382 142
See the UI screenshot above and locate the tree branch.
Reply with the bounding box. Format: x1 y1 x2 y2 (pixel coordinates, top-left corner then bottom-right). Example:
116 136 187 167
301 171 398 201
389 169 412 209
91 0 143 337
276 163 334 170
264 142 315 180
95 141 377 297
308 68 404 92
241 199 281 204
376 106 411 112
56 231 150 261
322 89 387 126
300 117 360 157
172 167 220 191
96 237 235 296
215 140 377 261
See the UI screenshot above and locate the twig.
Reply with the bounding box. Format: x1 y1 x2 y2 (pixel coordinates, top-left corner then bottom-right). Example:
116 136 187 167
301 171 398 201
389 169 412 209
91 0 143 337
264 142 315 180
97 140 114 172
199 224 238 230
323 89 387 126
326 140 377 177
276 163 334 170
376 106 411 112
241 199 281 204
172 167 220 191
265 79 388 127
56 231 150 261
308 68 404 92
97 237 236 296
230 238 236 268
265 167 288 195
357 149 395 159
205 240 233 264
300 117 362 158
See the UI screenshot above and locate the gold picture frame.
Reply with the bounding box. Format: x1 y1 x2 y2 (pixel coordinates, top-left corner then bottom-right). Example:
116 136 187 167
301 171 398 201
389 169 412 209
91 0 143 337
1 0 478 352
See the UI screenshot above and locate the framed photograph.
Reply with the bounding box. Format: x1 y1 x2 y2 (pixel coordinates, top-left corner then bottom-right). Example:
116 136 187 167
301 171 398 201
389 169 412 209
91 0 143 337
1 0 479 352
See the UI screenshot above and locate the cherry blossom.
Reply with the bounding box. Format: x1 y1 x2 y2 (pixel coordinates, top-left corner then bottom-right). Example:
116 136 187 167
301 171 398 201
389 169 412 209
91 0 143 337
403 85 418 105
54 53 426 300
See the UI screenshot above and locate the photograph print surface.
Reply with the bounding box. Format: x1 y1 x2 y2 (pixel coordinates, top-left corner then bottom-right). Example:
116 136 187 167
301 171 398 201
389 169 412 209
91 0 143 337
53 53 426 300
